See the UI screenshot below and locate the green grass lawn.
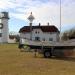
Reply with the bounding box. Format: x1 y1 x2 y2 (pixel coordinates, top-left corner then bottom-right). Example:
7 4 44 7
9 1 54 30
0 44 75 75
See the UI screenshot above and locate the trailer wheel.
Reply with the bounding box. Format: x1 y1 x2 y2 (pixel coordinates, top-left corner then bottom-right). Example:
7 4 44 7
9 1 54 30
44 50 52 58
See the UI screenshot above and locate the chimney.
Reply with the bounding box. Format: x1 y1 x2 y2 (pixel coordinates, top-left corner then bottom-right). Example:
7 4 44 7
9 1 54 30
39 23 41 26
47 22 49 26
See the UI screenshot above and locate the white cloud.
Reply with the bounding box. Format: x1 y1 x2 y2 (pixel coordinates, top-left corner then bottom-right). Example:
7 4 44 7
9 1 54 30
61 1 75 25
0 0 75 32
10 1 60 26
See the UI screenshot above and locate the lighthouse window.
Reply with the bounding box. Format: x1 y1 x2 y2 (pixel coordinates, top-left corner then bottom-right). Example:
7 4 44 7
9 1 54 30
0 33 2 37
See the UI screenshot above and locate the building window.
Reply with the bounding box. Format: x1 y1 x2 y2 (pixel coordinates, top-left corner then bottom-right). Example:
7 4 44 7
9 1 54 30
35 37 40 41
0 33 2 37
50 32 52 34
38 31 39 34
43 38 45 41
49 38 53 41
35 31 37 34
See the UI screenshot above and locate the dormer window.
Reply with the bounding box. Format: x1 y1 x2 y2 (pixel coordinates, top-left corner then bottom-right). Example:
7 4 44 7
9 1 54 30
35 31 39 34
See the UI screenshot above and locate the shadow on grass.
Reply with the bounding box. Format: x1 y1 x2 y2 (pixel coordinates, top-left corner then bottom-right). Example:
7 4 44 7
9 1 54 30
34 55 75 62
51 56 75 62
19 49 75 62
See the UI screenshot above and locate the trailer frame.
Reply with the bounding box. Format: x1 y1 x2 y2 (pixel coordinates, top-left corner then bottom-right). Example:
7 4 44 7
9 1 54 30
20 39 75 58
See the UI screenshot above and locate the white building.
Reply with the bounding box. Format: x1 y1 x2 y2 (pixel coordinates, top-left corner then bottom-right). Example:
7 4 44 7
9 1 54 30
8 35 16 43
0 12 9 43
19 24 60 42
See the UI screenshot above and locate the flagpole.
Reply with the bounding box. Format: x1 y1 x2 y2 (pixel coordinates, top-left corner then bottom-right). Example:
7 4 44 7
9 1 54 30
60 0 61 41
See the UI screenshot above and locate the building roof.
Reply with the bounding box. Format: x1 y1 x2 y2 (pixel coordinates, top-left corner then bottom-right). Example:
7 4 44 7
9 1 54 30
19 25 60 33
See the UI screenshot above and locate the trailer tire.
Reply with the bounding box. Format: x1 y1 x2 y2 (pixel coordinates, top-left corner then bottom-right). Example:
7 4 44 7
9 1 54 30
44 50 52 58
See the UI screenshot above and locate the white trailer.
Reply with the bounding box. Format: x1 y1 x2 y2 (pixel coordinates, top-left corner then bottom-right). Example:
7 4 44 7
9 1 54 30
22 39 75 58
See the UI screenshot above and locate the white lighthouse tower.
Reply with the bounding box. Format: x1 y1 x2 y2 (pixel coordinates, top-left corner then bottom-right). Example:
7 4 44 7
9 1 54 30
0 12 9 43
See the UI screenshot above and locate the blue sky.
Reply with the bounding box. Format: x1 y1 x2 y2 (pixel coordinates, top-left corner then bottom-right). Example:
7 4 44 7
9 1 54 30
0 0 75 33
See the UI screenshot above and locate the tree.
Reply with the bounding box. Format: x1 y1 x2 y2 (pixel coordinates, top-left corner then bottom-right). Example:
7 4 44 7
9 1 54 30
61 29 75 41
15 34 20 42
9 31 20 42
69 29 75 39
61 32 69 40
